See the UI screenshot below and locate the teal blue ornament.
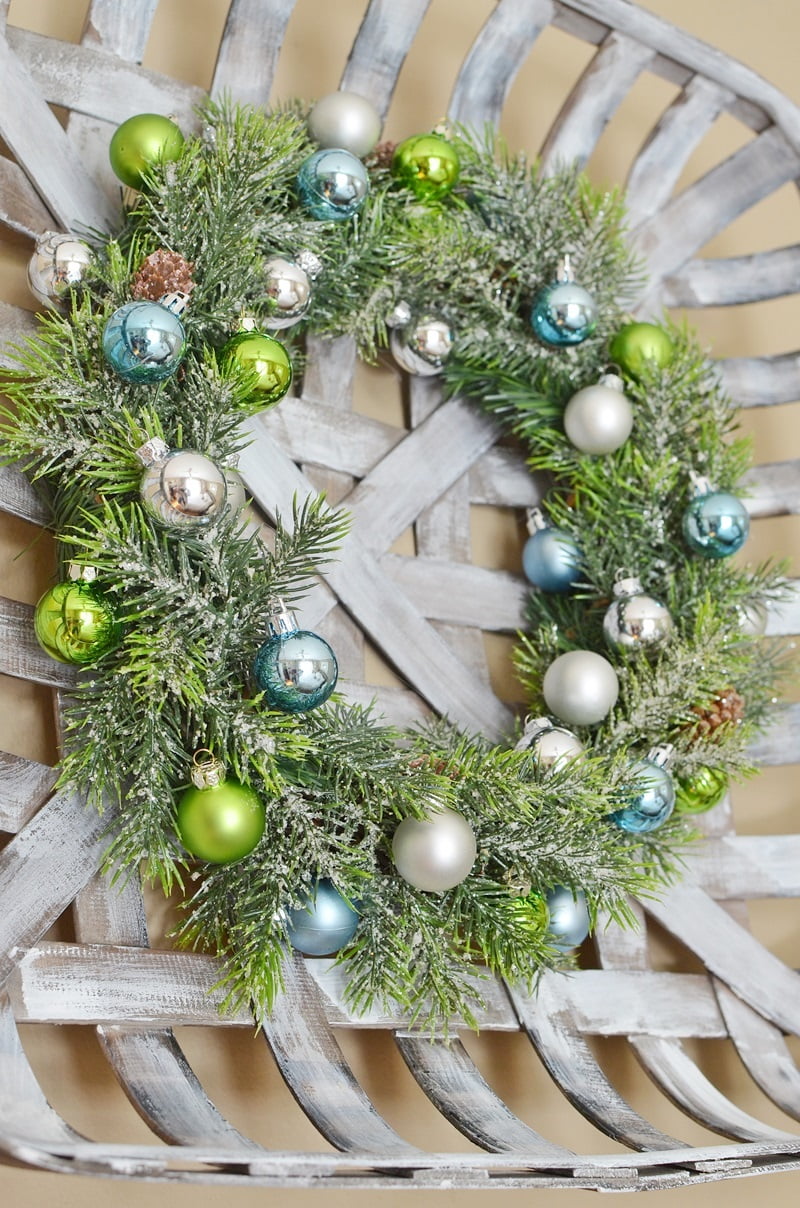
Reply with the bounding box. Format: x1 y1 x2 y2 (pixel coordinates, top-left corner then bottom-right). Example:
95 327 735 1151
682 474 749 559
545 886 591 951
253 604 338 712
296 148 369 221
102 297 186 383
530 254 597 347
522 507 581 592
286 878 360 955
611 745 675 834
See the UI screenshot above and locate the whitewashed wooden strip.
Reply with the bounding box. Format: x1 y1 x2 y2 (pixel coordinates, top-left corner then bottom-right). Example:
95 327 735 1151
540 32 655 174
746 704 800 765
302 335 357 411
395 1033 575 1157
0 33 116 233
0 596 79 689
261 397 403 480
0 300 37 369
468 449 545 509
742 460 800 517
0 790 107 986
0 157 53 238
0 466 50 527
508 975 686 1151
713 980 800 1124
661 246 800 309
632 127 800 298
0 750 56 833
80 0 160 62
337 679 429 729
0 995 84 1149
764 580 800 637
684 835 800 899
449 0 555 129
339 0 431 114
380 553 527 630
211 0 297 107
718 353 800 408
260 951 420 1154
5 27 203 129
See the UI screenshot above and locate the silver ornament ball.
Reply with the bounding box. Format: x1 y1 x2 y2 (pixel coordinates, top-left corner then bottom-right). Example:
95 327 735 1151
262 256 312 329
542 650 619 726
138 441 228 528
390 313 453 376
563 373 634 455
28 232 92 308
392 805 477 893
603 576 673 653
308 90 382 158
516 716 584 772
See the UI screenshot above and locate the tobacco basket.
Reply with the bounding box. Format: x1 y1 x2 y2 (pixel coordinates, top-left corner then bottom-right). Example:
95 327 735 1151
1 0 799 1192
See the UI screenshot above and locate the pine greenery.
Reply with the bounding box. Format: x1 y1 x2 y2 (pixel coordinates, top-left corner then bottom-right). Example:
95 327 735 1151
0 100 787 1033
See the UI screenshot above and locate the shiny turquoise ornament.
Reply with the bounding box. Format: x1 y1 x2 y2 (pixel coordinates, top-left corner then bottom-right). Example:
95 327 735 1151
103 299 185 383
522 507 581 593
611 746 675 834
296 148 369 221
285 878 360 955
392 134 460 200
253 605 338 713
682 476 749 559
530 255 596 347
109 113 184 189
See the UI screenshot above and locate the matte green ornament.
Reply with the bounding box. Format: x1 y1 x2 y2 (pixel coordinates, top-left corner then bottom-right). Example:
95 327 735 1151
392 134 460 200
608 321 674 379
674 766 728 814
109 114 185 189
34 573 121 665
509 890 550 937
222 328 293 412
177 751 266 864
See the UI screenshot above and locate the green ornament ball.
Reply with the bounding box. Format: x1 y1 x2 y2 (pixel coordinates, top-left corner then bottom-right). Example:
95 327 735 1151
609 322 674 379
509 891 550 937
223 330 293 412
392 134 460 200
177 778 266 863
109 114 185 189
34 579 121 665
674 766 729 814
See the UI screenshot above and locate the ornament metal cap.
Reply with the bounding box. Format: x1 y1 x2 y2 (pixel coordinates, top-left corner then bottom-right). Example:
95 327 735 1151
159 290 190 316
612 573 643 598
268 599 300 638
296 250 323 280
135 436 169 467
525 506 549 534
514 715 553 750
66 562 98 582
646 743 674 769
689 469 714 497
190 749 226 789
598 371 626 393
386 300 412 329
556 253 576 283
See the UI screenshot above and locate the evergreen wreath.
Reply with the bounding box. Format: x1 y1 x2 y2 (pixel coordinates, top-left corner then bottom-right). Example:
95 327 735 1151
0 99 787 1034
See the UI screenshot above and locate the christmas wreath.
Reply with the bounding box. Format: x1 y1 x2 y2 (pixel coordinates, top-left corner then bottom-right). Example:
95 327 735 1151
0 95 787 1033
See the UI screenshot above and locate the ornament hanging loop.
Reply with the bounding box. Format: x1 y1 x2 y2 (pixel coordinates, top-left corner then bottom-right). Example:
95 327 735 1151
190 749 226 789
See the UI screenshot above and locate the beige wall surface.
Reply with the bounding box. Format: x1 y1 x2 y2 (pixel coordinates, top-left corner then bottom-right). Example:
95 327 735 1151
1 1 799 1205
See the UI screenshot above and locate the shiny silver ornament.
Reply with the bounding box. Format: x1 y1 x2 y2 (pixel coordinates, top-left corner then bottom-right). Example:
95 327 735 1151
563 372 633 455
542 649 619 726
390 312 453 376
392 804 476 893
27 231 92 308
515 716 583 772
603 575 673 653
262 257 312 329
136 438 227 529
308 90 382 158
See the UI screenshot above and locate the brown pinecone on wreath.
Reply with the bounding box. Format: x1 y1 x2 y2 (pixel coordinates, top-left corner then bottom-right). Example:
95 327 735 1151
131 249 195 301
689 686 745 739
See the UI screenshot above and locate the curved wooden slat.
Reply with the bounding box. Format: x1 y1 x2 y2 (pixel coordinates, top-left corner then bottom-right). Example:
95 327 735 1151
662 246 800 309
80 0 161 62
0 750 56 832
211 0 297 107
742 460 800 518
0 157 53 238
684 835 800 899
449 0 555 129
0 300 37 368
713 980 800 1124
718 353 800 408
339 0 431 114
0 465 50 527
0 994 85 1149
0 596 79 689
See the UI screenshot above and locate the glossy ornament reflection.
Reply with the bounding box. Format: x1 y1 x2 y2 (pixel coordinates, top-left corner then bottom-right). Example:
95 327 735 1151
611 745 675 834
515 716 584 773
389 311 453 375
296 148 369 220
261 257 312 329
602 575 673 653
27 232 92 309
392 133 460 200
223 327 293 409
682 475 750 560
34 567 121 665
253 605 338 713
530 254 597 347
137 438 227 529
103 298 186 383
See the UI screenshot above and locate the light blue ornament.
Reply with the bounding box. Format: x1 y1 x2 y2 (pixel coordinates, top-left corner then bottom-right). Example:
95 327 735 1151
611 745 675 834
530 254 597 348
682 475 749 559
102 299 186 383
545 886 591 951
522 507 581 592
296 147 369 221
253 604 338 713
286 878 360 956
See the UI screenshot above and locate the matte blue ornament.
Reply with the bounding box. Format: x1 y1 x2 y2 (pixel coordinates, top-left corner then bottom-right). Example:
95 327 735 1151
611 745 675 834
102 298 186 383
682 475 749 559
285 877 360 956
545 886 591 951
530 254 597 348
253 604 338 713
296 147 369 221
522 507 581 592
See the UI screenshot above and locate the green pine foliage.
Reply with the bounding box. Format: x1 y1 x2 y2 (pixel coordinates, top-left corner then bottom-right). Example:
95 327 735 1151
0 99 788 1033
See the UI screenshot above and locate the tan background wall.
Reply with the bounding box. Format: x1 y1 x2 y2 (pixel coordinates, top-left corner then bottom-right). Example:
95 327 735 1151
1 1 799 1205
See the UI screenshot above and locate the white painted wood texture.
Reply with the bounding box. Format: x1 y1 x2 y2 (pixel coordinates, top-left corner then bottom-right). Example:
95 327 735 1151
0 0 799 1190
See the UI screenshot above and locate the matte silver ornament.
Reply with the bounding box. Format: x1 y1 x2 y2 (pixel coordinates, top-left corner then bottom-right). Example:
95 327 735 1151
563 372 633 455
308 90 382 158
515 716 583 772
602 575 673 652
262 257 312 329
392 804 476 892
136 440 227 528
27 231 92 308
542 650 619 726
390 313 453 376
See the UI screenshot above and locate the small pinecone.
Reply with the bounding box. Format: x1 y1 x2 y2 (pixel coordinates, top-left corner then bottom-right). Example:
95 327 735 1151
690 686 745 739
368 140 397 170
132 249 195 301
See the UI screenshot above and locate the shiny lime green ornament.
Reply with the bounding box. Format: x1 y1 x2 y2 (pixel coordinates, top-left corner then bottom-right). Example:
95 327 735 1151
33 568 121 665
392 133 460 200
222 325 293 412
608 321 674 380
109 113 185 189
177 751 266 864
674 766 728 814
509 890 550 937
